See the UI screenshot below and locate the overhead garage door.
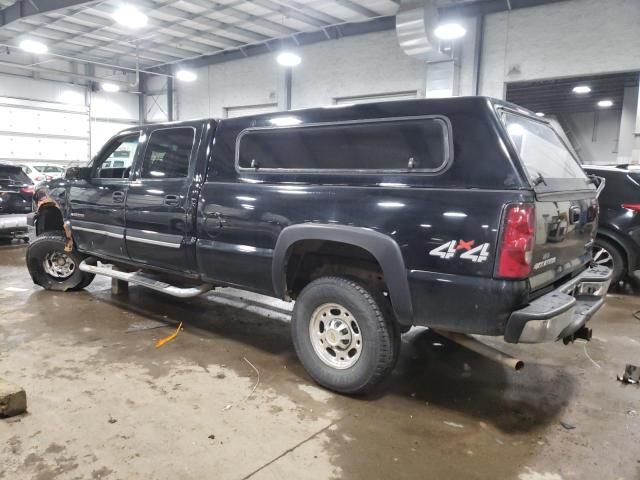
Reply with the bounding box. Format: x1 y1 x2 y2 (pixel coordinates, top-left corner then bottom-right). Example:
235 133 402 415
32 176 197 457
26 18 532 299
0 96 90 165
225 103 278 118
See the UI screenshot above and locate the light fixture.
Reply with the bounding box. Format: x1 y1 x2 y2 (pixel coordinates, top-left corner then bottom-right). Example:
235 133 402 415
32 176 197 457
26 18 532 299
276 52 301 67
434 23 467 40
176 70 197 82
535 112 545 117
113 5 148 28
597 99 613 108
572 85 591 94
101 82 120 93
19 39 48 54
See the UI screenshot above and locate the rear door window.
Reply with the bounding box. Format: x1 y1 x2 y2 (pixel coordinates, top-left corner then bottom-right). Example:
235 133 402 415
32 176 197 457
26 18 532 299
237 117 449 172
140 127 195 179
502 112 587 184
0 167 31 184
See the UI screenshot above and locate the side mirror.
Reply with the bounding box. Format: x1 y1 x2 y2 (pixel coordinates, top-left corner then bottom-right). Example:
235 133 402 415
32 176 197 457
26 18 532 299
65 166 91 181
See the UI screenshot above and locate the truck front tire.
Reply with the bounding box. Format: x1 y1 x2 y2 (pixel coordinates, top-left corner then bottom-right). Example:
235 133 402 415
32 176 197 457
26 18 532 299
291 276 400 395
26 233 94 291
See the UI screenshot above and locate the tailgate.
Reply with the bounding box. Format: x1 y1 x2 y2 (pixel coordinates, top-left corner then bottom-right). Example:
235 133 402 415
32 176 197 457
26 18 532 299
501 109 598 290
532 192 597 287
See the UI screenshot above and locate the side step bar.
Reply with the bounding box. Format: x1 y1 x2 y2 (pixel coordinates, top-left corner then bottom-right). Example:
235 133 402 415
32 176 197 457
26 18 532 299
79 260 213 298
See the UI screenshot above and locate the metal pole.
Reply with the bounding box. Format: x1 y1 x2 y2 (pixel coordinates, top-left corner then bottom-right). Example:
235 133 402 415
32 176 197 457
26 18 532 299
284 67 292 111
167 75 174 121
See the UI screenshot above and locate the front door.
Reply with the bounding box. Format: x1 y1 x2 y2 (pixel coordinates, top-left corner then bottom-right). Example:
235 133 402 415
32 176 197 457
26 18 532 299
124 126 199 272
69 131 140 260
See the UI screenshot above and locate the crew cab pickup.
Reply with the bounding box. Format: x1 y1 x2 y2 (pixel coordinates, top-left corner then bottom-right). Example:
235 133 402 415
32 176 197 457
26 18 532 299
26 97 611 394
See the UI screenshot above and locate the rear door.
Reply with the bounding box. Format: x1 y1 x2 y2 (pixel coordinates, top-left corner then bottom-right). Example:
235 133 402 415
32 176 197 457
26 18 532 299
124 125 200 272
501 110 598 290
69 131 141 259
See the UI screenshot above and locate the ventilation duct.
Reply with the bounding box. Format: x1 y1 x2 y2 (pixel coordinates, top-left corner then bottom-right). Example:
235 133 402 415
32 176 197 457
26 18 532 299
396 0 452 63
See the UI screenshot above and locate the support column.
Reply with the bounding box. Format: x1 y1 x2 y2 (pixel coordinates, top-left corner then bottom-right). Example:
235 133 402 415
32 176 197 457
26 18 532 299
618 83 639 163
284 67 292 111
633 74 640 164
138 72 146 125
425 60 460 98
167 75 174 121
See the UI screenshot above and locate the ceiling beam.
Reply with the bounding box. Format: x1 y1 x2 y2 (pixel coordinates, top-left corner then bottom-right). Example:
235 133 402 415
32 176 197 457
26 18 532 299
439 0 569 18
0 0 97 26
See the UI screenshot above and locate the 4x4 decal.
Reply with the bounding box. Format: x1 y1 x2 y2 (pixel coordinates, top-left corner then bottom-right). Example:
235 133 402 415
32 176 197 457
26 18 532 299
429 240 491 263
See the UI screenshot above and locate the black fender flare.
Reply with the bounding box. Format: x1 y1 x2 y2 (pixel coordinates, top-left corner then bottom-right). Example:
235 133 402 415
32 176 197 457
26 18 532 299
272 223 413 325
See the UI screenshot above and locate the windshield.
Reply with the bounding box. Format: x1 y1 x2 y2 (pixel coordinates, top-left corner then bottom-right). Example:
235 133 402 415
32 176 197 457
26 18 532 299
502 112 587 183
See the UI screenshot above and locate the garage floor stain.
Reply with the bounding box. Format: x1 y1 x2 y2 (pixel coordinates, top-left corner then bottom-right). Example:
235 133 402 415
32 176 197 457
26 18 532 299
0 243 639 479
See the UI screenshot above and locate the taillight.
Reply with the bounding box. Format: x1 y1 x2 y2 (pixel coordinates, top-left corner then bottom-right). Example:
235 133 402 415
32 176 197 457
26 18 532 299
496 203 535 279
622 203 640 213
34 175 44 181
20 187 34 195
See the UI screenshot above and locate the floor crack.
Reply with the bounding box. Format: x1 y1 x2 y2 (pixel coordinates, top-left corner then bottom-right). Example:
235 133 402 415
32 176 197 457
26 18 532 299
239 419 341 480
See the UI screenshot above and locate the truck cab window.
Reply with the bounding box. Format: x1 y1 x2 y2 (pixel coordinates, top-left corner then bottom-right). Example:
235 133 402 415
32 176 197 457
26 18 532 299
140 127 195 179
94 135 139 179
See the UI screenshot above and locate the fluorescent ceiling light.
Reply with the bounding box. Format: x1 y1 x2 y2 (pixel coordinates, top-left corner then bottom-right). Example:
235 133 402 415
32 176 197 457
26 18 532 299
176 70 197 82
572 85 591 94
434 23 467 40
269 116 301 127
19 39 48 54
276 52 301 67
535 112 545 117
113 5 148 28
597 99 613 108
101 82 121 93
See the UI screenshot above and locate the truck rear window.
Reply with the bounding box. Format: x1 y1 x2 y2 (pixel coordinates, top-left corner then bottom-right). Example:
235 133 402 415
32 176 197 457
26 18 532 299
237 117 449 172
503 112 587 183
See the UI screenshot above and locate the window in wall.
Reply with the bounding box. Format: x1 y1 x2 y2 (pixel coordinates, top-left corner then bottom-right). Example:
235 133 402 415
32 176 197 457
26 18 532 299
140 127 195 179
94 134 139 179
238 117 449 172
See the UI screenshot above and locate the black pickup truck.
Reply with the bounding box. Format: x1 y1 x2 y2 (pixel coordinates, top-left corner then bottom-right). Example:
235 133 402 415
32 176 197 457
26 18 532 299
26 97 611 394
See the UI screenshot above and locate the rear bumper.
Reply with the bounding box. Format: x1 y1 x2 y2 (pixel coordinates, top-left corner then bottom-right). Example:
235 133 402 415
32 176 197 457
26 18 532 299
0 214 28 238
504 265 612 343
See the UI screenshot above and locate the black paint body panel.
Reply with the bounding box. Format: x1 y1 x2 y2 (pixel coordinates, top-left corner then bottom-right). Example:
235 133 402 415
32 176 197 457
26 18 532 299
33 97 598 336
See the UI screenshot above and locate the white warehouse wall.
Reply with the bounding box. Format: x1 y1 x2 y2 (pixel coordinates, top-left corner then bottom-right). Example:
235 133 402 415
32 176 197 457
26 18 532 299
176 53 283 120
290 30 425 109
479 0 640 98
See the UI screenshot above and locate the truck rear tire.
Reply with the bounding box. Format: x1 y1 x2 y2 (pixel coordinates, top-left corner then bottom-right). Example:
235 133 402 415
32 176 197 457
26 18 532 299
26 233 94 291
291 276 399 395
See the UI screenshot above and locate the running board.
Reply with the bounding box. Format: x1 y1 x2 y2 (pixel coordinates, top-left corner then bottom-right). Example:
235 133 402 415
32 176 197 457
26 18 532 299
79 260 213 298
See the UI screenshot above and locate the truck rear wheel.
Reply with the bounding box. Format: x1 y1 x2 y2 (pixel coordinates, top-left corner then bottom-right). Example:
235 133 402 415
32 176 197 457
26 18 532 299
291 276 399 395
26 233 94 291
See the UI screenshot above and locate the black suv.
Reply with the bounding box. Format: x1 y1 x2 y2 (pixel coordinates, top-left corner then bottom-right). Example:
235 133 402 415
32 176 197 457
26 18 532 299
25 97 611 394
583 164 640 284
0 164 33 214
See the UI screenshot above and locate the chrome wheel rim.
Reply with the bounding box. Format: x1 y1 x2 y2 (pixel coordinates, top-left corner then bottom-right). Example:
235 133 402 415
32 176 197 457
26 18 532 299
42 251 75 279
309 303 362 370
593 246 614 269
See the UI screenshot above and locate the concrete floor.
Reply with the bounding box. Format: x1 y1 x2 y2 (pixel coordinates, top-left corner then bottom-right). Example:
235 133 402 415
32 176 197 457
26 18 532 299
0 242 639 480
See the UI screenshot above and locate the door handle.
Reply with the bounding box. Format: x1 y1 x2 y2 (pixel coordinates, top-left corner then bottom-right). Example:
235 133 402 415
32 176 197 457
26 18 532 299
164 195 180 206
569 206 581 224
112 191 125 203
